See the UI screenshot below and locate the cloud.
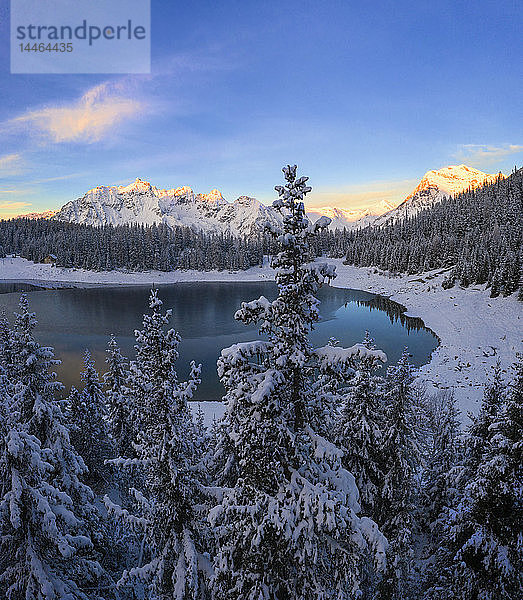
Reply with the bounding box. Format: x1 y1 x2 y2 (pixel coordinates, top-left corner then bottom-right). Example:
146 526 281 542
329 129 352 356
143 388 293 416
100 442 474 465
0 153 25 177
8 82 145 144
32 173 85 184
0 200 32 210
454 144 523 167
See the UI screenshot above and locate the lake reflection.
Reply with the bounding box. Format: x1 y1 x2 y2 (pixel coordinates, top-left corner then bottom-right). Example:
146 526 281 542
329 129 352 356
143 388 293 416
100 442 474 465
0 282 438 400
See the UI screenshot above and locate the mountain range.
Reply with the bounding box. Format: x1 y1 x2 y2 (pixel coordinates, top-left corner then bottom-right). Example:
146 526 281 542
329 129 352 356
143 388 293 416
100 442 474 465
24 165 501 235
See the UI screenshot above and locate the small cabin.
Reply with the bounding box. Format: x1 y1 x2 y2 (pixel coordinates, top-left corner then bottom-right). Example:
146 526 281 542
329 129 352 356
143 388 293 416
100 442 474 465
42 254 57 265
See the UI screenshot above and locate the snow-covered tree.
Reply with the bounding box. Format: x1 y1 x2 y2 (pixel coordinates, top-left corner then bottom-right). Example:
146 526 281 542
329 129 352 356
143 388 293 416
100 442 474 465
106 290 209 600
377 348 421 600
0 296 104 599
68 350 113 490
103 336 133 457
430 356 523 600
421 391 462 529
211 165 387 600
335 332 386 519
419 391 462 598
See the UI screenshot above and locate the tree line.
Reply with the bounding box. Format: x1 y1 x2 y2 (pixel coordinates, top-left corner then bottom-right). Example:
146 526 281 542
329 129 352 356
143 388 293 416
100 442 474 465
344 168 523 299
0 219 267 272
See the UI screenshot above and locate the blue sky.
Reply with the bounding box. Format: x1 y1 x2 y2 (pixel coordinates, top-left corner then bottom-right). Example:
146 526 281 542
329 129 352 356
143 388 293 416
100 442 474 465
0 0 522 218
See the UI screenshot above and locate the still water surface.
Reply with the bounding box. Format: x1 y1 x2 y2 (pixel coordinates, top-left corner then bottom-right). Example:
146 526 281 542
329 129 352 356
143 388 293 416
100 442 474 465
0 282 438 400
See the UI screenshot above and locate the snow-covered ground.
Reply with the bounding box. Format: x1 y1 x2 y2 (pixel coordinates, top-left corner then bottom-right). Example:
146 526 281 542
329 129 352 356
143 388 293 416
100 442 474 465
1 256 521 423
331 262 522 421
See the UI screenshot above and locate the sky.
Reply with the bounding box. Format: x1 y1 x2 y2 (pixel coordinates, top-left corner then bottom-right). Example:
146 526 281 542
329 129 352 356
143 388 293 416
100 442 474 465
0 0 522 218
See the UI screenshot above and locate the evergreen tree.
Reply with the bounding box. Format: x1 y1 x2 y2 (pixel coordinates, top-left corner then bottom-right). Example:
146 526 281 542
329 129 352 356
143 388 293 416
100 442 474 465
67 350 112 490
377 349 421 600
211 166 387 600
0 296 104 599
335 332 387 519
103 335 133 457
106 290 209 600
421 391 462 533
431 356 523 600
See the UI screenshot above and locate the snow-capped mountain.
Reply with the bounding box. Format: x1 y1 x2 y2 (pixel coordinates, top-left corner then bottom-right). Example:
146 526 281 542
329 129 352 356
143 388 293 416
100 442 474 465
54 178 282 237
17 210 57 220
307 199 398 230
52 165 501 236
359 165 501 229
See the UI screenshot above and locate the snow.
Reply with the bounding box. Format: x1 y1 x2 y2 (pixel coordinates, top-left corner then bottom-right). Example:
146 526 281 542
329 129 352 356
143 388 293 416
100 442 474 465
314 344 387 369
349 164 501 230
189 401 225 428
52 178 282 237
1 255 520 423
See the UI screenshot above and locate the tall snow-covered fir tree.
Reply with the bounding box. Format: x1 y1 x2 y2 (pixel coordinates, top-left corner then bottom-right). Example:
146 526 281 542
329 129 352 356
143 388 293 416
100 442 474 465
0 295 104 600
106 290 210 600
421 391 462 532
428 356 523 600
210 165 387 600
419 390 462 598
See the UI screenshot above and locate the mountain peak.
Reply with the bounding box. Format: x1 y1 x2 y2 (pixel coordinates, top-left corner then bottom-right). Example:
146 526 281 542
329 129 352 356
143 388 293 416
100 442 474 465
118 178 153 194
409 164 501 200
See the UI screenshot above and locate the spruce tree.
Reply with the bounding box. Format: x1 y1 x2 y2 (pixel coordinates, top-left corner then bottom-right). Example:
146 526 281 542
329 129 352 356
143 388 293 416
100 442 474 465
335 332 387 519
103 335 133 457
106 290 208 600
0 296 104 599
67 350 112 490
211 166 387 600
433 356 523 600
421 391 462 531
377 348 421 600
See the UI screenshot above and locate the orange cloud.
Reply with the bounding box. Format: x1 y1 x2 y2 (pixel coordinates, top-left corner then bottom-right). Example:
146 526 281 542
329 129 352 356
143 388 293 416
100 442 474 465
8 82 144 144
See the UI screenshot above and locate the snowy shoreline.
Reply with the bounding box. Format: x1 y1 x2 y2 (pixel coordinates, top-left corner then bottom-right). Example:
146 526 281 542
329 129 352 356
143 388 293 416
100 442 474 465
1 256 521 421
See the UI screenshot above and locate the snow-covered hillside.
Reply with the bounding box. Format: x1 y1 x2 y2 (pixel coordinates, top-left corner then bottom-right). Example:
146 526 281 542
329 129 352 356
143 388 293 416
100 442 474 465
358 165 502 228
55 178 282 237
307 199 397 230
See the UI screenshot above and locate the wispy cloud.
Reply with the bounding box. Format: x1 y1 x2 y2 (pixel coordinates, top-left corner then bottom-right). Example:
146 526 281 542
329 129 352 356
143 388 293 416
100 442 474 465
0 200 32 210
454 144 523 167
32 173 86 184
7 82 145 144
0 153 25 177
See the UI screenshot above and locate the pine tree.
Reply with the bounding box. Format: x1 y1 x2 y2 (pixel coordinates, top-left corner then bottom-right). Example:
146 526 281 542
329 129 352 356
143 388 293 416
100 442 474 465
420 391 462 598
433 356 523 600
421 391 462 530
103 335 133 457
211 166 387 600
106 290 209 600
335 332 387 519
377 348 421 600
0 296 104 599
67 350 112 490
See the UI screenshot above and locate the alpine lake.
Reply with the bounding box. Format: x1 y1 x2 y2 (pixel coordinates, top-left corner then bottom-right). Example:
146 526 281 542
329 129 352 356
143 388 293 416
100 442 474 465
0 281 438 401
